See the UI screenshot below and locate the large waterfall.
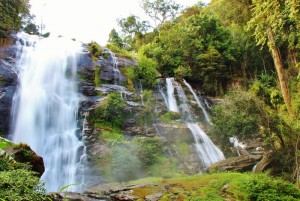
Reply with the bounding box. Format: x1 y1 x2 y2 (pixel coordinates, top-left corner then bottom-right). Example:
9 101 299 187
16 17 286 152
163 78 225 169
12 35 85 192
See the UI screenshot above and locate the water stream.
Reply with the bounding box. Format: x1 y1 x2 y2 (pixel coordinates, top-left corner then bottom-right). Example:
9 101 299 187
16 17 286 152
12 35 85 192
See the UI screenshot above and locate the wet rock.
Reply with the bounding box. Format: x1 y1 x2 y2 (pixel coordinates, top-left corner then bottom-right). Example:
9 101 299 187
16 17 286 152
117 57 137 68
0 41 18 134
208 154 263 172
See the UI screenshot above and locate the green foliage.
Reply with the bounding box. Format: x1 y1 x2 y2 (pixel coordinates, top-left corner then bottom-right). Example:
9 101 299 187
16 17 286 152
100 130 125 146
228 173 300 201
125 54 159 88
106 43 136 59
24 22 39 35
88 92 126 127
210 90 264 146
250 76 283 108
141 0 182 25
174 65 191 79
0 0 30 37
117 15 150 49
140 10 236 94
0 169 47 201
108 28 123 48
88 41 103 59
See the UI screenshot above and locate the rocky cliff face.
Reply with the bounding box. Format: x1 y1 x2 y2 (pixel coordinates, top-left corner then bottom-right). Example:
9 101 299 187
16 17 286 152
0 37 18 135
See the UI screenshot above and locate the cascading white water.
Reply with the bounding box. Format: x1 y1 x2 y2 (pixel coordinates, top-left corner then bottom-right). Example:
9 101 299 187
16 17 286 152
163 78 225 169
187 123 225 167
12 35 85 192
166 78 179 112
105 49 121 84
183 79 211 123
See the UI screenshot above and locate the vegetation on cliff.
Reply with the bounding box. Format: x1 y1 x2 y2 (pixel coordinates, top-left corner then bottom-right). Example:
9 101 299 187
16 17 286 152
108 0 300 184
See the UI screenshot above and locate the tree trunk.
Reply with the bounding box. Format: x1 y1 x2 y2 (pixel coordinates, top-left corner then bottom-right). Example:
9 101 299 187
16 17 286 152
267 29 294 117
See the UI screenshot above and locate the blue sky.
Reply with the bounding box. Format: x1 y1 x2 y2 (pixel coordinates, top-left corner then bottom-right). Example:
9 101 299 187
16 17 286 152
29 0 211 44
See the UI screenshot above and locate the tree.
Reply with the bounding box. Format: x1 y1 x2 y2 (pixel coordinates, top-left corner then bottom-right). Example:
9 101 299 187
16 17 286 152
141 0 182 26
0 0 30 37
108 29 123 48
24 22 39 35
248 0 297 117
117 15 150 37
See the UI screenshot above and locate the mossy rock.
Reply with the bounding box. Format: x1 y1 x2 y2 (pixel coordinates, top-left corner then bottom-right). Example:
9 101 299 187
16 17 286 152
4 143 45 177
160 111 180 123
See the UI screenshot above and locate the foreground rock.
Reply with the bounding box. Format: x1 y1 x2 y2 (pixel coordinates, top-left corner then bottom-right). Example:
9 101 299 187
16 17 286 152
3 143 45 177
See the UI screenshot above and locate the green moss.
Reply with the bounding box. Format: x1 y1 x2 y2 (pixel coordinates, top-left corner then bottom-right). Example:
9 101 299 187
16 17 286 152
176 141 189 158
94 66 101 86
88 42 103 60
160 111 180 123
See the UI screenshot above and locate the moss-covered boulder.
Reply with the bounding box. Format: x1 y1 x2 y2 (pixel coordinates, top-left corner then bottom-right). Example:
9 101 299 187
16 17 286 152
3 141 44 177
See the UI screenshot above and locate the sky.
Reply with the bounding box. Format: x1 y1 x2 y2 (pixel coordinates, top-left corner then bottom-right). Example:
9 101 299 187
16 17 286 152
29 0 211 45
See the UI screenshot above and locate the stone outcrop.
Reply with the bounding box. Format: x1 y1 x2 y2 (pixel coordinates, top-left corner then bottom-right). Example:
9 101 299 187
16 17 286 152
208 154 263 172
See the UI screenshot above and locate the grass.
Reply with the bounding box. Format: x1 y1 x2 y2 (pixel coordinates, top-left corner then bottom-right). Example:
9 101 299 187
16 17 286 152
105 172 300 201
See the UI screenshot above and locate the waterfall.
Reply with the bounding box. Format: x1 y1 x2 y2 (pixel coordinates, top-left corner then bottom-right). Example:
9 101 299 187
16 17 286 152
166 78 179 112
105 49 121 84
12 35 85 192
163 78 225 169
183 79 211 123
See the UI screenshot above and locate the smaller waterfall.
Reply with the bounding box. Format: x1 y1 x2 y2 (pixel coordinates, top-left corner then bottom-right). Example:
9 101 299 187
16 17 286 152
183 79 211 123
105 49 121 84
166 78 179 112
187 123 225 167
163 78 225 169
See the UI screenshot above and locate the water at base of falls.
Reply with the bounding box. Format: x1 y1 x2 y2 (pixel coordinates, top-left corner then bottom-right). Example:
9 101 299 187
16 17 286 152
12 34 86 192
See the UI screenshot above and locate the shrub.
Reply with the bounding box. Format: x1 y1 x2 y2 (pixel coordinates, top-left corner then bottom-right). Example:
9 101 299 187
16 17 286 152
125 55 159 88
210 90 263 147
88 42 103 59
106 43 135 59
88 92 126 128
0 169 47 201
